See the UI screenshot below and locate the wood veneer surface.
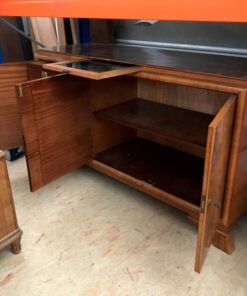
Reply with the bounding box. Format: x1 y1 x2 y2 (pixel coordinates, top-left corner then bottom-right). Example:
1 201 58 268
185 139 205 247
96 99 214 150
95 138 204 206
39 44 247 79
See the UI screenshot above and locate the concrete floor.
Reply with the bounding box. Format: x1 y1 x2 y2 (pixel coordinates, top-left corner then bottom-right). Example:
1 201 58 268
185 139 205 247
0 157 247 296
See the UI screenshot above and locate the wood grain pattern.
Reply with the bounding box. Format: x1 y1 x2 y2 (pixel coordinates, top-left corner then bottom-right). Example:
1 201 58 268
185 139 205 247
222 91 247 226
37 44 247 79
0 151 22 253
133 70 244 94
195 96 235 273
138 79 229 115
187 214 235 254
17 74 93 191
93 118 136 154
0 62 28 150
90 76 137 112
94 138 204 207
89 159 200 217
35 51 83 62
27 61 58 80
96 99 213 157
43 60 143 80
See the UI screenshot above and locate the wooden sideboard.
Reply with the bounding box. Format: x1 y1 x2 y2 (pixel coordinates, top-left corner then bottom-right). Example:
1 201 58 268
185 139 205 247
0 151 22 254
1 44 247 272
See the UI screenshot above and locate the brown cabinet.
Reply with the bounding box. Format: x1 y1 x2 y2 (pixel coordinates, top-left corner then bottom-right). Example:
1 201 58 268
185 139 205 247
0 151 22 254
1 44 247 272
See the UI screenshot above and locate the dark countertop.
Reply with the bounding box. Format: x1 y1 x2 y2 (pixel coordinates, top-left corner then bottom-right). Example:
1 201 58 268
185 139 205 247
39 43 247 79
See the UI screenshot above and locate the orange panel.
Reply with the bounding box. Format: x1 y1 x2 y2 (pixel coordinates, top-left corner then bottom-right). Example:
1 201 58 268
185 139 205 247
1 0 247 22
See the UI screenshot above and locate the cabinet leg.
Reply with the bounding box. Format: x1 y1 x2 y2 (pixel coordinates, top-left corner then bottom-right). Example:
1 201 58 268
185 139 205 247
10 238 21 254
187 215 235 254
212 228 235 254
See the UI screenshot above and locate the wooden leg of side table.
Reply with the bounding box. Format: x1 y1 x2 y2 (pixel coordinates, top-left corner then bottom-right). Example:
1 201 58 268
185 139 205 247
10 237 22 254
187 215 235 254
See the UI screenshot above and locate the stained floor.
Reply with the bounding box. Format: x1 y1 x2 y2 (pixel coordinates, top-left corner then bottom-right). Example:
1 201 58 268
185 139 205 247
0 157 247 296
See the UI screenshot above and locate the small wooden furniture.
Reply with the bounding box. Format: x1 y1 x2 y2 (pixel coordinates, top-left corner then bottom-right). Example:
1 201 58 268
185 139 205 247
1 44 247 272
0 151 22 254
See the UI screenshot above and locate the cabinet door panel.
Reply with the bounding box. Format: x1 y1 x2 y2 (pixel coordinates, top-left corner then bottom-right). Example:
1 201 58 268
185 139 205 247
195 96 235 272
17 74 92 191
0 62 28 150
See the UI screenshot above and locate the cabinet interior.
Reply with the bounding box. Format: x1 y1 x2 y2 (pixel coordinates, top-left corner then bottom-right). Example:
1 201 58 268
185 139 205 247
91 76 231 212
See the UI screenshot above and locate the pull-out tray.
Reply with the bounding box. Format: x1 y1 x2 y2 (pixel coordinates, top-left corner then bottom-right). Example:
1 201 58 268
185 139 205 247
43 59 143 80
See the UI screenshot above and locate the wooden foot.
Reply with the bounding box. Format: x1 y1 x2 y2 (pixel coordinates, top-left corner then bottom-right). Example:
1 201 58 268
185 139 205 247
187 214 235 254
10 238 21 254
212 228 235 254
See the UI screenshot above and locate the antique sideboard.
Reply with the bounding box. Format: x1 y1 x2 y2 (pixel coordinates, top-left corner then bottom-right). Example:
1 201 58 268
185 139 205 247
1 44 247 272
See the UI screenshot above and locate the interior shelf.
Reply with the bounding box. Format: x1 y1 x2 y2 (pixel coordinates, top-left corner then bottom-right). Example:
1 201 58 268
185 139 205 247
95 99 214 157
93 138 204 208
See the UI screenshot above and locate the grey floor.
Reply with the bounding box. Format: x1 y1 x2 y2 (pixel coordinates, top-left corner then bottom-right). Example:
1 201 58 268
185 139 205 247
0 157 247 296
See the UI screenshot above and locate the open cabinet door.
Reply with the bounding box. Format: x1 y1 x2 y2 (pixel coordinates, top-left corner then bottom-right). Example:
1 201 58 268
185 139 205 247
17 74 92 191
194 96 235 273
0 62 28 150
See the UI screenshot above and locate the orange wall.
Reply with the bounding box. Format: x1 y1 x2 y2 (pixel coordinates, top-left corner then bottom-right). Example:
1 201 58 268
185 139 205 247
1 0 247 22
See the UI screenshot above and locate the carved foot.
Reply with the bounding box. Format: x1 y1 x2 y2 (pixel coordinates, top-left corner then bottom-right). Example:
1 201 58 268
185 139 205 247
10 238 21 254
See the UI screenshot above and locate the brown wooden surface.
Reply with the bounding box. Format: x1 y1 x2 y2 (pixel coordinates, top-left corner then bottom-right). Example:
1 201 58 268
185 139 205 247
195 96 235 273
91 76 137 112
18 74 93 191
187 213 235 255
38 44 247 79
96 99 214 158
94 138 204 207
138 79 229 115
43 60 143 80
0 62 29 150
133 70 244 94
222 91 247 226
93 118 136 154
37 48 247 91
212 228 235 255
90 159 199 216
27 61 58 80
0 151 22 253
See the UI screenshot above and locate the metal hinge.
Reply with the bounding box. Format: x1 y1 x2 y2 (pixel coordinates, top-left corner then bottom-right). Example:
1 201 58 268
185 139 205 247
200 195 212 213
41 71 48 78
215 201 222 209
200 196 206 213
17 84 23 98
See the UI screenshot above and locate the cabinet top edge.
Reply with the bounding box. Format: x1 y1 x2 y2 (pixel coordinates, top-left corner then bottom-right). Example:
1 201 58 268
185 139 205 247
36 43 247 81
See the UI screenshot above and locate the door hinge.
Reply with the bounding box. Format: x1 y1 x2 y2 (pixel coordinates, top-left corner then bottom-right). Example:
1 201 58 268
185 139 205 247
200 195 205 213
17 84 23 98
200 196 212 213
41 71 48 78
215 201 222 209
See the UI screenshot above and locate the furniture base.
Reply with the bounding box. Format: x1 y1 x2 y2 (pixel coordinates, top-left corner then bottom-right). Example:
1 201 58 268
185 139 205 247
212 227 235 254
187 215 235 254
0 228 23 254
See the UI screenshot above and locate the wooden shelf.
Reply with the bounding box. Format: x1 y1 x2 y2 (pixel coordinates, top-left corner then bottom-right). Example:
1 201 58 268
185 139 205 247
95 99 214 157
92 138 203 212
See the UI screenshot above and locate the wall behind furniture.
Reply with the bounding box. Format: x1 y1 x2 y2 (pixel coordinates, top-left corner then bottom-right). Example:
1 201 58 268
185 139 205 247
114 21 247 56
